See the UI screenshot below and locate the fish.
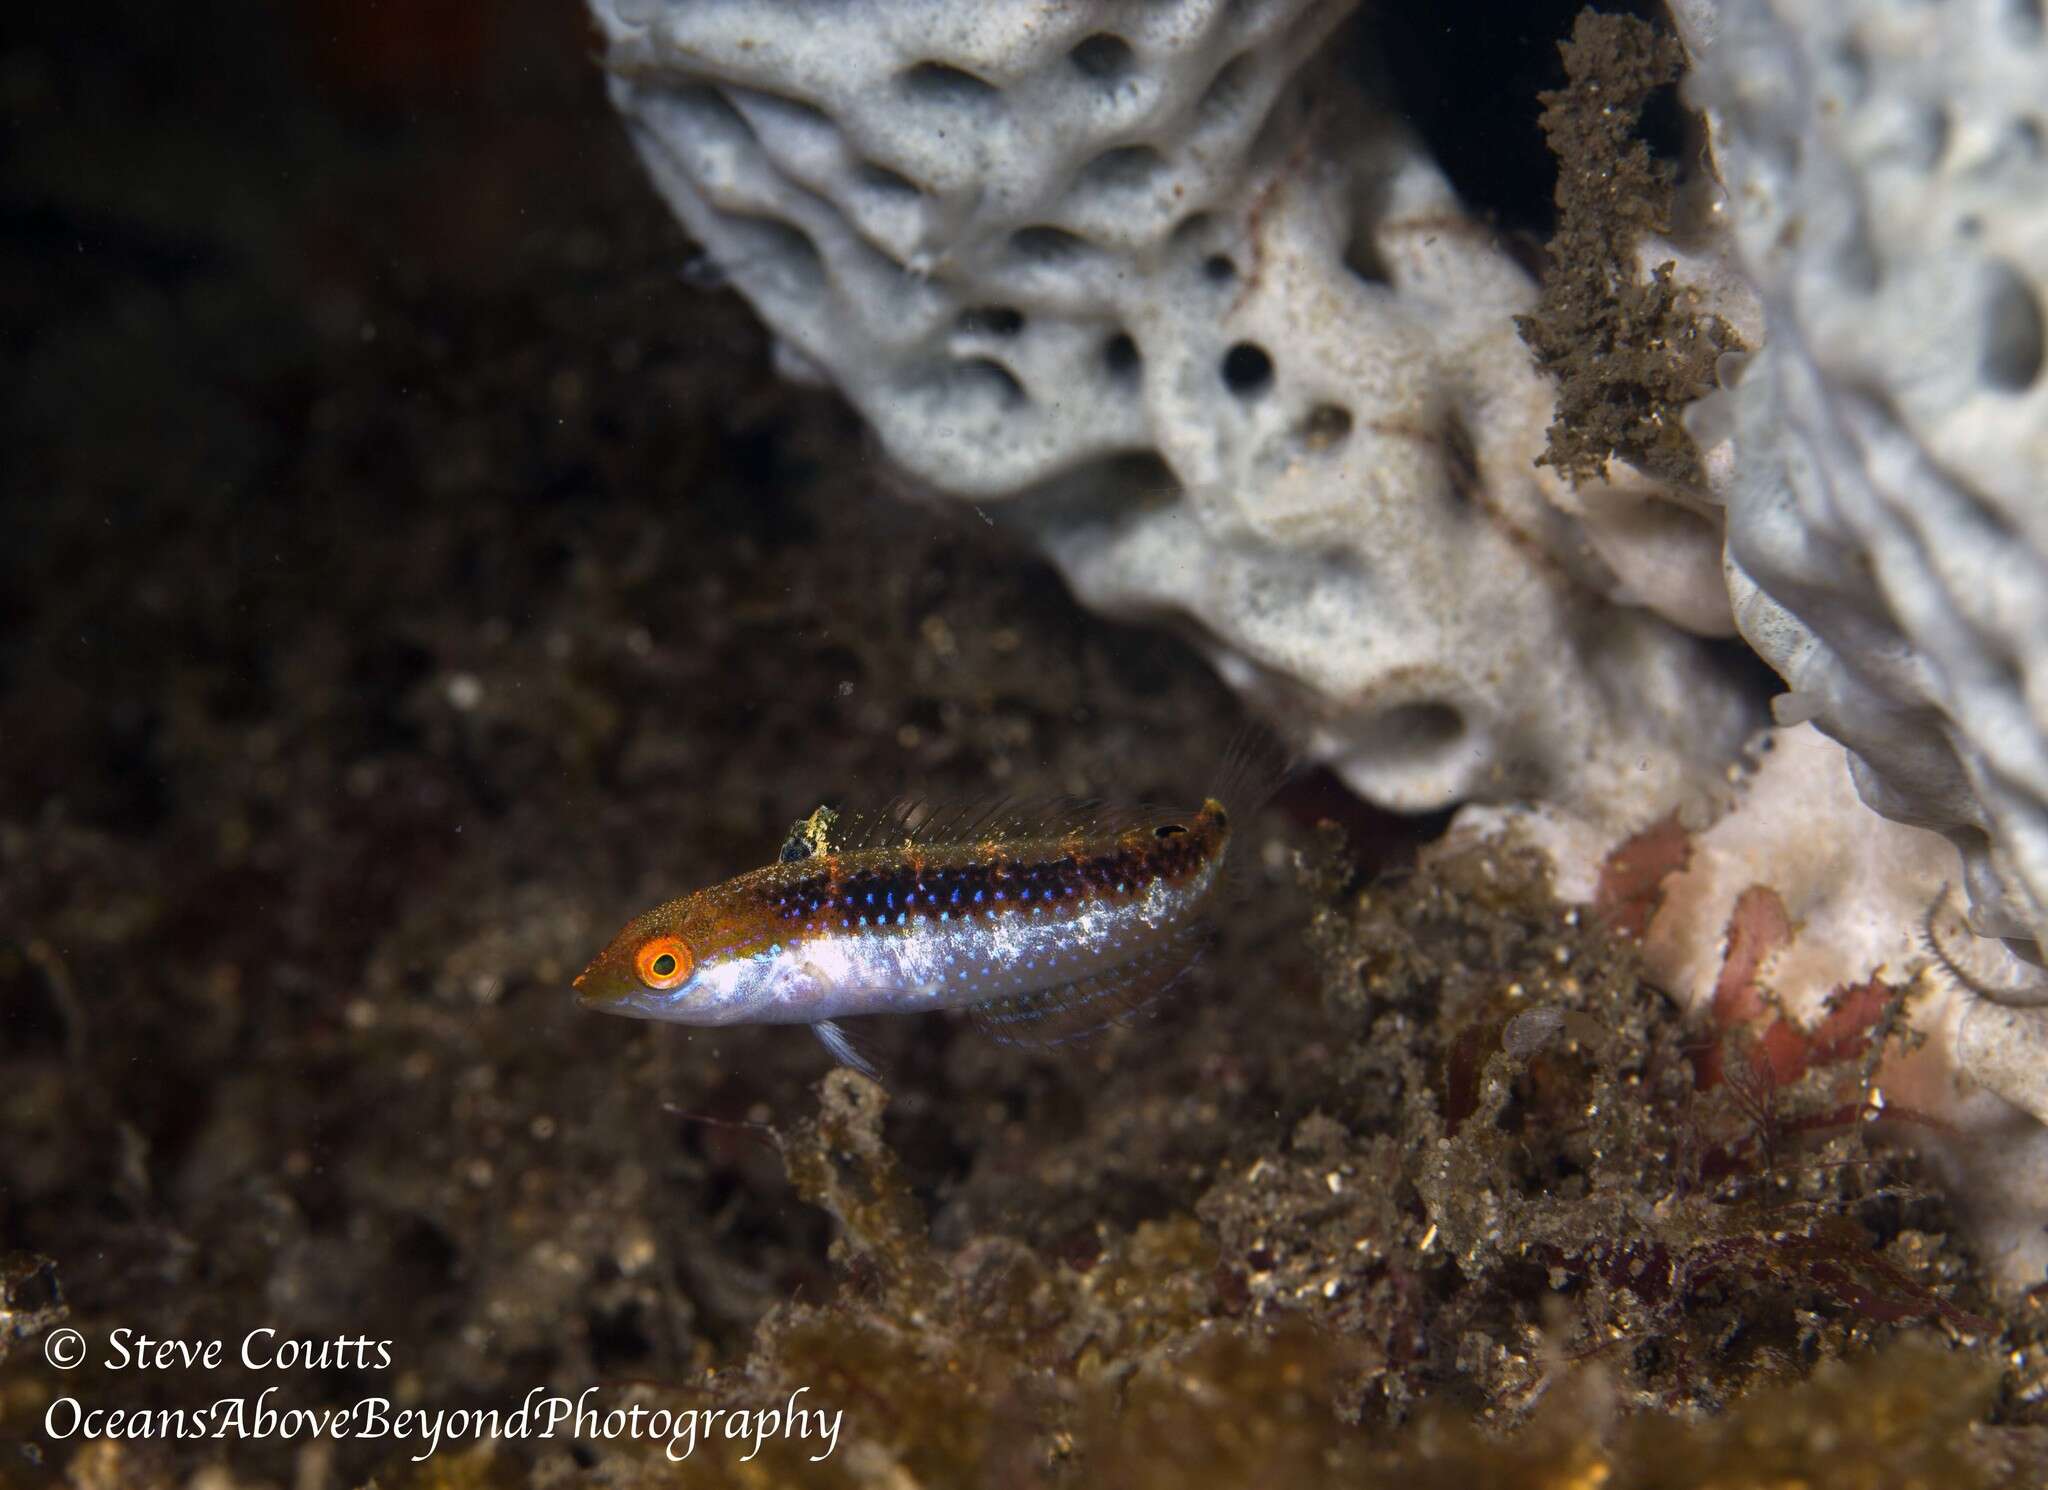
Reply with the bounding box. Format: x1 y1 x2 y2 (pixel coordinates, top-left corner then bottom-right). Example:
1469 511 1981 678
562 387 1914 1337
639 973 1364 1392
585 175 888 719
573 737 1286 1076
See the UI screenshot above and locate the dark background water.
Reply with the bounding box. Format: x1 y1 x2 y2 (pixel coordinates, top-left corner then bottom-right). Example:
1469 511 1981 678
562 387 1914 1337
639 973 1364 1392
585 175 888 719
0 3 1313 1479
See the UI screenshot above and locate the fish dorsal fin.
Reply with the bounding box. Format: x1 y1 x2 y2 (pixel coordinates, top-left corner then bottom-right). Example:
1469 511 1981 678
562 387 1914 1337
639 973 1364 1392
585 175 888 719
965 924 1210 1052
779 804 841 863
830 794 1191 854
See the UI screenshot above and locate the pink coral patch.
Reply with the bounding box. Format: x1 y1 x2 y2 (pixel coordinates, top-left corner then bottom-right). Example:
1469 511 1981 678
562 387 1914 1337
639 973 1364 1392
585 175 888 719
1594 811 1692 940
1696 884 1897 1092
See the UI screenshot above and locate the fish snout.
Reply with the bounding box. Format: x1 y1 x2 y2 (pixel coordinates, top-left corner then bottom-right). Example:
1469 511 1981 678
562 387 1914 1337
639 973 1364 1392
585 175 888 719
573 963 663 1018
571 966 610 1008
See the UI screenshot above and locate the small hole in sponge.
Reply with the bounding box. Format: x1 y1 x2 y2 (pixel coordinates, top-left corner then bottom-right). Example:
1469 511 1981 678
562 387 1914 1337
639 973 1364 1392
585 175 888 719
714 213 824 299
1982 260 2045 391
1373 703 1466 756
1197 52 1251 126
1010 226 1092 263
1343 221 1391 286
1297 404 1354 452
1204 254 1237 283
954 358 1027 407
899 61 1002 111
1104 333 1142 380
858 162 922 197
1077 144 1167 198
959 306 1025 336
1154 823 1187 838
1221 342 1273 396
1071 33 1136 80
1441 407 1482 504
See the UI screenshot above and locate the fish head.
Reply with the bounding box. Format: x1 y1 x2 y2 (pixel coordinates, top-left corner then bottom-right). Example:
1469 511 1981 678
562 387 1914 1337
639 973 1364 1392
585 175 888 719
573 895 756 1024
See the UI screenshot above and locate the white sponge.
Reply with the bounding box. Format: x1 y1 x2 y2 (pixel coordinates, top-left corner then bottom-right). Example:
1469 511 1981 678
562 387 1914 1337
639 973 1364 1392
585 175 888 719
1681 0 2048 945
591 0 1753 820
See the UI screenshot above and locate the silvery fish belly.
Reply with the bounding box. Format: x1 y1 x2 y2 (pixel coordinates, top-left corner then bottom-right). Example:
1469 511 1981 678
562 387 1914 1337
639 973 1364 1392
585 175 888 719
573 783 1249 1076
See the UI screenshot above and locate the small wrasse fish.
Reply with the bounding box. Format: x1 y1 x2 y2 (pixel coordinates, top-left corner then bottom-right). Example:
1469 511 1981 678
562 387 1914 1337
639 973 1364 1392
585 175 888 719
574 737 1287 1075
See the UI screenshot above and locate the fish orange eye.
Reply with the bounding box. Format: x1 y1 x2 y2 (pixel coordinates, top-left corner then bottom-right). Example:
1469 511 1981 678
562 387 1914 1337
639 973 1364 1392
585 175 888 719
635 935 692 990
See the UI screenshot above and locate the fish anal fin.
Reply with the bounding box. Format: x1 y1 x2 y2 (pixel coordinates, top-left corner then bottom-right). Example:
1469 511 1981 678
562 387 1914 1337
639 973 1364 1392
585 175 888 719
966 926 1209 1052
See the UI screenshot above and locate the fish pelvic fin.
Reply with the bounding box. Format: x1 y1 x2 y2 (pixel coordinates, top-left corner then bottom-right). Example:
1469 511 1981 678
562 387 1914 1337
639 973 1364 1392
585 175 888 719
813 1018 884 1080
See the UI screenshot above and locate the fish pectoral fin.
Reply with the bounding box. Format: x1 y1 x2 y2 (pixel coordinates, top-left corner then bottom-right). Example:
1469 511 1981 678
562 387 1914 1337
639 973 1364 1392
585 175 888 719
965 925 1210 1053
813 1018 885 1080
774 964 883 1077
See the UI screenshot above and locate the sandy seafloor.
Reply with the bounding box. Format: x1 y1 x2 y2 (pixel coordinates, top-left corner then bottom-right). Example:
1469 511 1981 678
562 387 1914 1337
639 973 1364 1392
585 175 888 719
5 2 2047 1486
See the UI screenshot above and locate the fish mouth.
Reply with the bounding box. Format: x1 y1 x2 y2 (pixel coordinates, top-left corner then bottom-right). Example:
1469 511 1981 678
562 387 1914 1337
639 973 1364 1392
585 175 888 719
573 973 662 1018
583 990 665 1021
